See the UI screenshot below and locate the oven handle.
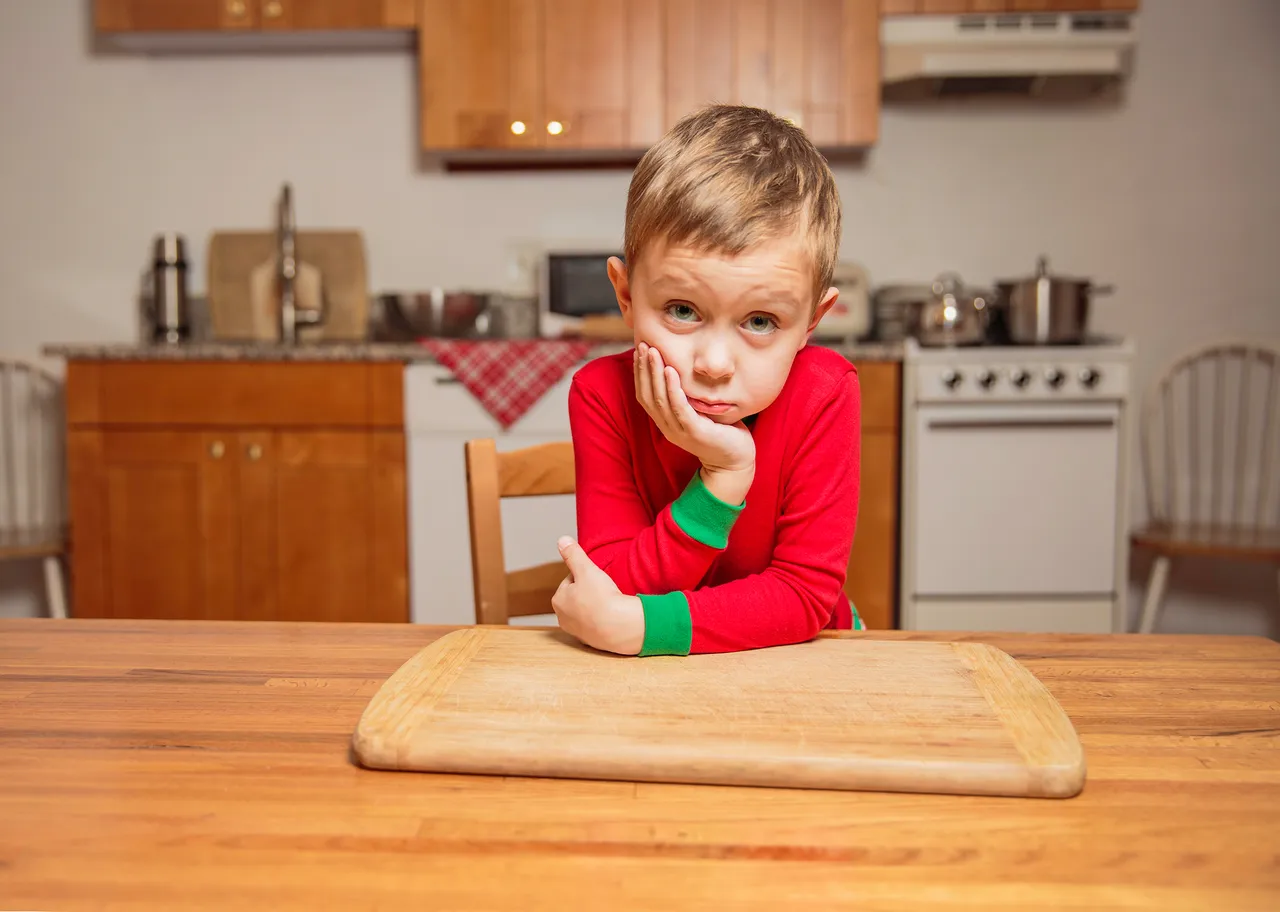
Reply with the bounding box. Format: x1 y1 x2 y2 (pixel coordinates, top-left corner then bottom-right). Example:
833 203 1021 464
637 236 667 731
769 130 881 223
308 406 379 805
927 417 1117 431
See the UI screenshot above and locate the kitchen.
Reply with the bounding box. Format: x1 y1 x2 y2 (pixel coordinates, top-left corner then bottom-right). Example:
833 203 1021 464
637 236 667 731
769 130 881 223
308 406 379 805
1 1 1279 908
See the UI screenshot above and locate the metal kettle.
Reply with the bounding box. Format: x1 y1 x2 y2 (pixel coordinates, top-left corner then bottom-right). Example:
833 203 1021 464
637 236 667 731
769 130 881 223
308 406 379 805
914 272 992 347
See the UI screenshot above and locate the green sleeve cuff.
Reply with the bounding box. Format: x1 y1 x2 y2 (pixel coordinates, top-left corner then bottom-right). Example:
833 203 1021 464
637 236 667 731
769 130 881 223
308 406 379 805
668 470 745 549
638 591 692 656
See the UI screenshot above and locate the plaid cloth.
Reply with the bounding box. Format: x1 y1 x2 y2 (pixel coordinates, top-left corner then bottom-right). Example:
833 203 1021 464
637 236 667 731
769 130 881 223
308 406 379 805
420 339 596 429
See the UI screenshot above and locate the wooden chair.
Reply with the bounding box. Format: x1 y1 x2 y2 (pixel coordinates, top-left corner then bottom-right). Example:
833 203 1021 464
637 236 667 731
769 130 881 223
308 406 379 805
1132 341 1280 633
464 439 575 625
0 360 68 618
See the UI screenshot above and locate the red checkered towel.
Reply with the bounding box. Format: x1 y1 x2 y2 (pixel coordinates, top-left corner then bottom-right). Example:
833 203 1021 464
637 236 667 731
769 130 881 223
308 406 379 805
420 339 596 429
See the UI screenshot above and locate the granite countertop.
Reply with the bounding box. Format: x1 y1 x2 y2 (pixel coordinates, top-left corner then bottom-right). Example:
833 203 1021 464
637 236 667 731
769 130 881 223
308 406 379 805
42 338 904 364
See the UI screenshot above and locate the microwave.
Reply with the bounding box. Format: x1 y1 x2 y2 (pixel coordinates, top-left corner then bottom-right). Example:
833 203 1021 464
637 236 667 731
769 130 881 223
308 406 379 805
541 252 623 318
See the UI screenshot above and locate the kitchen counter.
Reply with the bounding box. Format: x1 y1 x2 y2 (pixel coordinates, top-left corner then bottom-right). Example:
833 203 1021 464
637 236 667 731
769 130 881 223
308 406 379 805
42 339 904 363
2 619 1277 910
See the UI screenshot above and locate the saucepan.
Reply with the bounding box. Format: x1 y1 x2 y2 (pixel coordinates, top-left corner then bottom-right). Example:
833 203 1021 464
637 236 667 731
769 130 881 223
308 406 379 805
993 256 1114 345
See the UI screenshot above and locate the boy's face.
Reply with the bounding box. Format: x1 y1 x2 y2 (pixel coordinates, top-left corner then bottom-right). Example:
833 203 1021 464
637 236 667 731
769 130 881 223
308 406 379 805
607 232 837 425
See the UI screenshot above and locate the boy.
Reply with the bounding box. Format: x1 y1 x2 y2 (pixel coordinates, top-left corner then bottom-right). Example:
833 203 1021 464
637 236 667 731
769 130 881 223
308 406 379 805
551 103 862 657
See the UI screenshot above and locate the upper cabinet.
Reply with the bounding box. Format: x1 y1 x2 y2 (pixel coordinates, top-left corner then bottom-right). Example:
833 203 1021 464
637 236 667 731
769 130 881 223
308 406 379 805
879 1 1138 13
419 0 880 155
93 0 417 31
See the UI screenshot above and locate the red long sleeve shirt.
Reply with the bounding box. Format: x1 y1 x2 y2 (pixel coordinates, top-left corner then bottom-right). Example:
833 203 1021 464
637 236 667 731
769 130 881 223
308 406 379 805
568 345 861 655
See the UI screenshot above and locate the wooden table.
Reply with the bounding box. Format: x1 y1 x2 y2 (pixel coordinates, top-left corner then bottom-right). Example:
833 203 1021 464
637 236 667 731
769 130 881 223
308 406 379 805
1 620 1278 910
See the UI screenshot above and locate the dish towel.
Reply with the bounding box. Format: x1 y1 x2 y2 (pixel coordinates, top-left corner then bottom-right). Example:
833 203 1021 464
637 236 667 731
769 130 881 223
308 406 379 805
419 339 596 430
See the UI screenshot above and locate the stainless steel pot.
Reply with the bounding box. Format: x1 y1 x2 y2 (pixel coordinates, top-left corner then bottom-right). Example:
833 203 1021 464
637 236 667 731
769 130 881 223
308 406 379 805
875 273 992 347
994 256 1114 345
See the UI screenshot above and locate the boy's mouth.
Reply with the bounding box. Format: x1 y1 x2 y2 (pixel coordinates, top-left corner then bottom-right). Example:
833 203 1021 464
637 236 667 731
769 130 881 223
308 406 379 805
686 396 733 416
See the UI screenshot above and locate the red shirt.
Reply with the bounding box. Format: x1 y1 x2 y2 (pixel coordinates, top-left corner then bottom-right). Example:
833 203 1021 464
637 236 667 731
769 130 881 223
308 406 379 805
568 345 861 654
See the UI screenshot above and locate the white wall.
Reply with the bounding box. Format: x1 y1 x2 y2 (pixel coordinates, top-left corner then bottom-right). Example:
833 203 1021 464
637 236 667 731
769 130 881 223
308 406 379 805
2 1 1277 632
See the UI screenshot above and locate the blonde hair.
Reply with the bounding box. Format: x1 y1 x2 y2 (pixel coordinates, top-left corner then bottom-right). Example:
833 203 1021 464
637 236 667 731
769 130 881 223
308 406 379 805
623 104 842 307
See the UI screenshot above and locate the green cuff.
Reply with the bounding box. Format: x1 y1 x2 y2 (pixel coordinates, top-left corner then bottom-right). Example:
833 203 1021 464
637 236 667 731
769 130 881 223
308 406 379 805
668 470 745 550
638 591 692 656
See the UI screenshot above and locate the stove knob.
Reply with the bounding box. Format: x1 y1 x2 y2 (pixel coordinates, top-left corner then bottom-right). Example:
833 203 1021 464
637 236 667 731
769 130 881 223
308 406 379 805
941 369 963 390
1079 367 1102 388
1009 368 1031 389
1045 367 1066 389
977 369 998 390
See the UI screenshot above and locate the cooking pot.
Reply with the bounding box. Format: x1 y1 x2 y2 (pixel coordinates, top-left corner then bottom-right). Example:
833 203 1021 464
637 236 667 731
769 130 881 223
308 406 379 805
875 273 992 347
994 256 1114 345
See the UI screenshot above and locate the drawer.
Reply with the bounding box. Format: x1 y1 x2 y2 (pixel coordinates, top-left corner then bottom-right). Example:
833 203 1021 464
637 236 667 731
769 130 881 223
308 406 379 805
405 363 581 436
66 361 403 429
854 361 901 432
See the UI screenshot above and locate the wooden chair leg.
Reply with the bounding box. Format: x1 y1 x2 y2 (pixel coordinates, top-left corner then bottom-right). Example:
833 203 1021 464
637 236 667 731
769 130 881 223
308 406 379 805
1137 555 1170 634
43 555 67 620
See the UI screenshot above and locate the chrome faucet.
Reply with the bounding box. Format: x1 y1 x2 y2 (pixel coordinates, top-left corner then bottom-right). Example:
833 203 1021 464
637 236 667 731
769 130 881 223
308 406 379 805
276 182 324 343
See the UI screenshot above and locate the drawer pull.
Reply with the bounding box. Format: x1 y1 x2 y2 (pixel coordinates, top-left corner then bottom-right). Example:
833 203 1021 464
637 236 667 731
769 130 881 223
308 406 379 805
209 441 225 459
246 444 264 461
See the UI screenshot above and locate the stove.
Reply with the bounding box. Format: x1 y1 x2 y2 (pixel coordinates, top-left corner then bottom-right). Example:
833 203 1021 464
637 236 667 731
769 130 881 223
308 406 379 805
898 337 1135 634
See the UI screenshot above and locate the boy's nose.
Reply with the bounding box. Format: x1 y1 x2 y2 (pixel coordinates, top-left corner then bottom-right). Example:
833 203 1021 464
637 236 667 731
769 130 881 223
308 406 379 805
693 339 734 382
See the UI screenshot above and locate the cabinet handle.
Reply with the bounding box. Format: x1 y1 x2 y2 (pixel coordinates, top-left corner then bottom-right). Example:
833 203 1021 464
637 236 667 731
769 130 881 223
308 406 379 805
546 120 564 136
209 441 226 459
510 120 527 136
246 443 264 461
262 0 283 18
226 0 247 17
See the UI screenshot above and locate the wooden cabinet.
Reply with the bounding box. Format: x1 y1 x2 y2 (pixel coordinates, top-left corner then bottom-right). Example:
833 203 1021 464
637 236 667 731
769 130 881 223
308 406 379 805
94 0 416 32
64 361 408 623
419 0 879 153
419 0 664 152
880 0 1138 13
845 360 901 630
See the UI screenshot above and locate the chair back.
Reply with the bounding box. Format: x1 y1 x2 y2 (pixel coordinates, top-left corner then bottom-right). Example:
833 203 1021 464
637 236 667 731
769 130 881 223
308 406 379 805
0 360 65 554
464 439 575 625
1140 341 1280 530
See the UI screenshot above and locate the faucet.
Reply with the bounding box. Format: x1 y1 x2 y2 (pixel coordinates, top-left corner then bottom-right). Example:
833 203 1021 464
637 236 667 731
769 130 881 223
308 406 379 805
276 182 324 343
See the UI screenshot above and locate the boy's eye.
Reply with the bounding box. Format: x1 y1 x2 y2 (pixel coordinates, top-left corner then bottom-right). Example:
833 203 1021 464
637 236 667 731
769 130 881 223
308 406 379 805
666 302 698 322
744 314 778 334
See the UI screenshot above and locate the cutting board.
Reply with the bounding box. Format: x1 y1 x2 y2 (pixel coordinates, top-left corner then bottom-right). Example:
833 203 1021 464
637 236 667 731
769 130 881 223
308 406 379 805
207 230 369 342
352 628 1086 798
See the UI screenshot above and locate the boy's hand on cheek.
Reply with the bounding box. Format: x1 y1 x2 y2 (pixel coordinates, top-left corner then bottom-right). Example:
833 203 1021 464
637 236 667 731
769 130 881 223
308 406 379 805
634 343 755 504
552 537 644 656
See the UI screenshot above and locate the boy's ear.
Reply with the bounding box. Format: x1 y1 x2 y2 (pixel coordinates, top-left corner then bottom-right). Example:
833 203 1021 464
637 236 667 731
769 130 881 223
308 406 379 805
804 286 840 342
607 256 634 327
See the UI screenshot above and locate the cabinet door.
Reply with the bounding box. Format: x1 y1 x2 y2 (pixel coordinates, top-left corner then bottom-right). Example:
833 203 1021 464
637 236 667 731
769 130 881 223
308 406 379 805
420 0 544 150
258 0 416 29
67 430 238 620
666 1 878 147
542 0 664 150
94 0 257 30
239 431 408 623
845 430 898 630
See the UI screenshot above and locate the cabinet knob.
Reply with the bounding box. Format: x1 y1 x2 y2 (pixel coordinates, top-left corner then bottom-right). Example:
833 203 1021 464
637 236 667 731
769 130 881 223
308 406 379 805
263 0 283 18
510 120 526 135
209 441 226 459
226 0 247 17
247 443 264 461
546 120 564 136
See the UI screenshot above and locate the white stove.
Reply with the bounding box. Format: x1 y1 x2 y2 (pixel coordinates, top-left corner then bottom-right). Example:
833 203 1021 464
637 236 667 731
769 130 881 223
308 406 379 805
899 337 1135 634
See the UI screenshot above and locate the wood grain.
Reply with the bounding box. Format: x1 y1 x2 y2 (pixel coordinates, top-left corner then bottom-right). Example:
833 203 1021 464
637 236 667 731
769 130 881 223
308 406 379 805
1 620 1276 910
353 628 1085 796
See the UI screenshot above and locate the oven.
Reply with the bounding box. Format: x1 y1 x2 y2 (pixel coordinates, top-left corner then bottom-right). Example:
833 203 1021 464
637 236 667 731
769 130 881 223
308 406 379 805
899 339 1134 634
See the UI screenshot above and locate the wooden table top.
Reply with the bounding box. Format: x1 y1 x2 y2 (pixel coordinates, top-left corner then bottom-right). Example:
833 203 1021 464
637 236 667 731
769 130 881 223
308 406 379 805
1 619 1278 910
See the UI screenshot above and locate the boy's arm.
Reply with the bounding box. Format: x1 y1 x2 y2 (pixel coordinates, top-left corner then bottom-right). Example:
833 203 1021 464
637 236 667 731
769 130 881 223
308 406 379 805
569 375 744 596
636 372 860 656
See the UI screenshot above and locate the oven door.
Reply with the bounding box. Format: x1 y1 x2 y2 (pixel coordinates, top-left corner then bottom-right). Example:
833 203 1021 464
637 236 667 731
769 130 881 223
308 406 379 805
910 402 1120 597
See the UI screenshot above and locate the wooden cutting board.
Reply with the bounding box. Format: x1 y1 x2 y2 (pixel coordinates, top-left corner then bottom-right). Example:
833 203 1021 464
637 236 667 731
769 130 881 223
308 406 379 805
207 230 369 342
352 628 1086 798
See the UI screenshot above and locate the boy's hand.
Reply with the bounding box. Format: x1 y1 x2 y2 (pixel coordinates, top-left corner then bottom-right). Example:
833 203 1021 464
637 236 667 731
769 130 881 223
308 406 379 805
552 537 644 656
634 342 755 504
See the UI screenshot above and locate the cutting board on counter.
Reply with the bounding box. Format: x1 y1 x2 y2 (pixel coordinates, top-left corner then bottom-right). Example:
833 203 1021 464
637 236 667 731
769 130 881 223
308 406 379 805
352 628 1086 798
207 230 369 342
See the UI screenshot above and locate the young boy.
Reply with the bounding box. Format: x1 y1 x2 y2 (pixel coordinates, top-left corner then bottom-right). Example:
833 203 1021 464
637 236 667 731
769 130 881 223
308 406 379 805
551 103 862 657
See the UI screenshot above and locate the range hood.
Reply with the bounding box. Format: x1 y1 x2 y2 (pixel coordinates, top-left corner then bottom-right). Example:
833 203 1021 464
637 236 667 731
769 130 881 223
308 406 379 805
882 9 1138 101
